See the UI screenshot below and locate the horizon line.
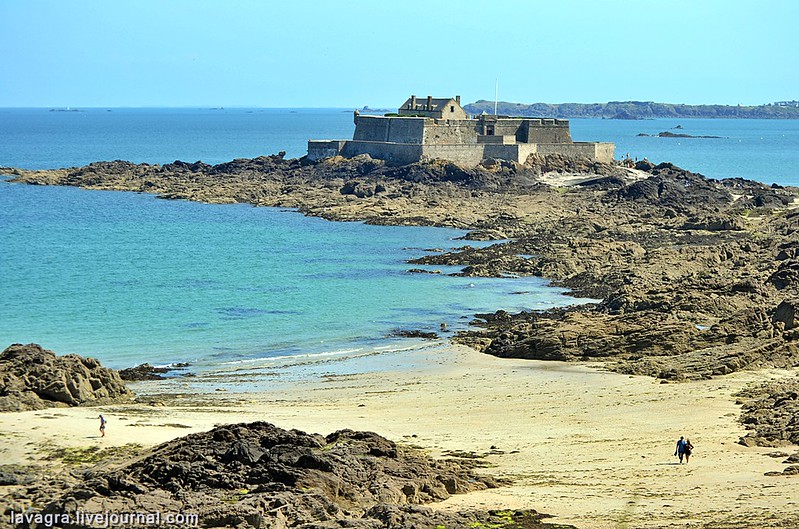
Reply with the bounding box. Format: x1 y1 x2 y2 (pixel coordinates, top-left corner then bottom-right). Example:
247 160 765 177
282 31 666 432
0 99 792 110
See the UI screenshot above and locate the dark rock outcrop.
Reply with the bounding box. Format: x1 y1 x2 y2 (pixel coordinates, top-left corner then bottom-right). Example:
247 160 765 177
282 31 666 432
524 152 624 177
680 214 745 231
737 375 799 447
118 363 171 381
118 362 191 381
387 330 439 340
610 163 733 213
0 343 133 411
37 422 570 528
655 130 724 139
773 300 799 330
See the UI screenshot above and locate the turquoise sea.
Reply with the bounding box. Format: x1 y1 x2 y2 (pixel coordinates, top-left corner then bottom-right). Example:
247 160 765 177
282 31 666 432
1 108 797 376
570 117 799 186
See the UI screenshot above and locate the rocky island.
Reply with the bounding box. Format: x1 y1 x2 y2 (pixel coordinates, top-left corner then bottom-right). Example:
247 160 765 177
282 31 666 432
3 151 799 527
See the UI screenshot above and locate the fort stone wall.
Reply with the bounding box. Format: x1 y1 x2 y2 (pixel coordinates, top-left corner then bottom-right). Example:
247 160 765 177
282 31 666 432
307 140 347 161
422 120 479 145
309 106 614 167
594 142 616 164
309 140 614 166
520 119 572 143
535 142 615 163
493 119 526 138
420 143 540 166
342 141 423 166
420 144 486 166
353 115 425 144
386 118 426 144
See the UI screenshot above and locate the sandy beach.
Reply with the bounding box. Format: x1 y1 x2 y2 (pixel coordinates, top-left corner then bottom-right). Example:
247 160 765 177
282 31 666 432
2 343 797 529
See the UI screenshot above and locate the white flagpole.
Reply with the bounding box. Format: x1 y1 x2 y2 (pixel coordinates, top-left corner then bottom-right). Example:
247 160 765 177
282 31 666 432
494 78 498 115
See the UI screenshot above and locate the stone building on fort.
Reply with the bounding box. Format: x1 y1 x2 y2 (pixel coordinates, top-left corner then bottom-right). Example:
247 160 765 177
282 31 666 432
308 95 614 166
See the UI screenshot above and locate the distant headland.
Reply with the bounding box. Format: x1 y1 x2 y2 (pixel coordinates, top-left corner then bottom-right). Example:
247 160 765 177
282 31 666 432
464 99 799 119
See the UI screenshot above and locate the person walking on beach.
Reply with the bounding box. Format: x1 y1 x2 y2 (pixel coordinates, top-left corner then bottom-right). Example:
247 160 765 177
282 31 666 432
684 438 694 464
674 436 686 463
99 414 107 437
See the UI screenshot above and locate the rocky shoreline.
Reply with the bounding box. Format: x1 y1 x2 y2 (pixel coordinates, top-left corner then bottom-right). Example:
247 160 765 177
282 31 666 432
2 421 571 529
4 153 799 444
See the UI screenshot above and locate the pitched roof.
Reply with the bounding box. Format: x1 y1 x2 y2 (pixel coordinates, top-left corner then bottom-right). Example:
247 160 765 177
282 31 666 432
399 96 460 113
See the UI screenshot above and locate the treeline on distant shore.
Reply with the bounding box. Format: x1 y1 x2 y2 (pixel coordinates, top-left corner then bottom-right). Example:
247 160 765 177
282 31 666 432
463 100 799 119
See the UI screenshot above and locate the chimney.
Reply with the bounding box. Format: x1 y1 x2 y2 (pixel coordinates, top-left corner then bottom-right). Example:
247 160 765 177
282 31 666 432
455 95 461 105
426 95 433 110
410 95 416 110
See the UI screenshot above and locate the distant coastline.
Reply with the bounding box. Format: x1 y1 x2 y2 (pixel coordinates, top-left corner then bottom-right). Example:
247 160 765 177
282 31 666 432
465 99 799 119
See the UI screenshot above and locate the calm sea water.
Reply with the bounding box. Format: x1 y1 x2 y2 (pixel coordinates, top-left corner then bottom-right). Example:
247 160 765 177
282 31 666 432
1 180 592 370
571 118 799 186
0 108 796 374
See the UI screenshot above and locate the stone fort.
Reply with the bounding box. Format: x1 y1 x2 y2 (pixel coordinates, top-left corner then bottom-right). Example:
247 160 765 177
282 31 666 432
308 95 615 166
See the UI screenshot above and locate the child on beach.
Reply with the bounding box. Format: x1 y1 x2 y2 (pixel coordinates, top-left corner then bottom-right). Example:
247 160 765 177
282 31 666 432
99 414 107 437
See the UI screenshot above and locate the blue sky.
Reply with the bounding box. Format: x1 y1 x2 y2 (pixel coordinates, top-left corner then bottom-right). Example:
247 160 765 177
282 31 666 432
1 0 795 107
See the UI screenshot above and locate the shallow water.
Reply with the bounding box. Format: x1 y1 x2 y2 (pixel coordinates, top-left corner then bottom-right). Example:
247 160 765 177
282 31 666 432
0 179 588 370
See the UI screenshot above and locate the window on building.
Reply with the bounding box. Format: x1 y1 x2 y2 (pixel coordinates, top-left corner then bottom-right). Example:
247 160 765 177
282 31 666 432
450 106 455 112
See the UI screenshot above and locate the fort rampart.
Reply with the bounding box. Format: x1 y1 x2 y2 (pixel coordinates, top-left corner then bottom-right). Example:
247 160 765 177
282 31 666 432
307 96 614 166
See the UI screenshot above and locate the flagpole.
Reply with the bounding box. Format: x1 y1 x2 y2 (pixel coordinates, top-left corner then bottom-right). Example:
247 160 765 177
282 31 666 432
494 78 498 116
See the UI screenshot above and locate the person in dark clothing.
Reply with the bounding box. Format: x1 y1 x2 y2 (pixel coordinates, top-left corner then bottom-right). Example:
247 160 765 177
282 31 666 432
674 436 686 463
684 438 694 463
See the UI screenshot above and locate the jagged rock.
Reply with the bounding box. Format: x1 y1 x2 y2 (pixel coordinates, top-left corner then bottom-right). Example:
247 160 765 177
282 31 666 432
340 180 387 198
35 422 569 529
770 260 799 290
765 465 799 477
737 375 799 446
0 465 35 486
118 363 171 381
388 330 439 340
406 268 441 274
162 159 213 172
722 177 795 209
681 215 745 231
524 152 622 177
773 300 799 330
611 163 733 213
656 131 723 139
0 343 133 411
776 241 799 261
117 362 190 381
